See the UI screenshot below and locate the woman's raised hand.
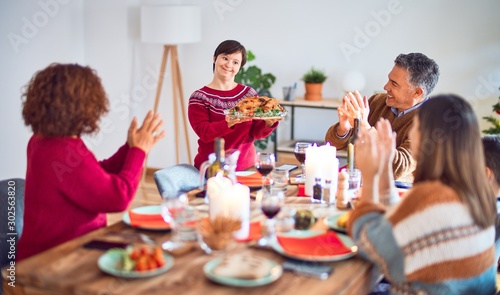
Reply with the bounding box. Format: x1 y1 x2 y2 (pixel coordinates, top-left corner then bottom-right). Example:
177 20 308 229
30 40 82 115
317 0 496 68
375 119 396 170
127 110 165 154
354 124 379 178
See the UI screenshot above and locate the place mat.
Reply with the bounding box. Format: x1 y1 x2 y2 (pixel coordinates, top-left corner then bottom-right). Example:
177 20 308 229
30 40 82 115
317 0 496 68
236 221 262 242
276 231 351 256
128 210 170 230
236 172 263 187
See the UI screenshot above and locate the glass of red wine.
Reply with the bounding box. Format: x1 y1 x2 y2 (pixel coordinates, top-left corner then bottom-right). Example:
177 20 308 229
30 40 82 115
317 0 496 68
294 142 312 183
255 152 275 192
259 189 285 245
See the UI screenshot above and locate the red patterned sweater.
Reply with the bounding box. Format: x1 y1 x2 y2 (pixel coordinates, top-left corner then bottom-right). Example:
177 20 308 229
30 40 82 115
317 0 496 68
17 135 145 261
188 84 277 170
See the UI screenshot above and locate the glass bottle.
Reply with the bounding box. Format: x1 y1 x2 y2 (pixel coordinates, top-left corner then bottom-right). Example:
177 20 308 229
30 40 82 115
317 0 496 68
207 138 228 178
347 118 360 170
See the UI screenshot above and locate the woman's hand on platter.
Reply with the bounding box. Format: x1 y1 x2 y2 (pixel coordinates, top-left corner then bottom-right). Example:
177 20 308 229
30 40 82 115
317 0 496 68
226 115 251 128
128 110 165 154
264 118 281 127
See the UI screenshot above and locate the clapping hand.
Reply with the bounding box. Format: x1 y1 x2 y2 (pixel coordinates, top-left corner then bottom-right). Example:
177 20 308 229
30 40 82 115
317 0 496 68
127 110 165 154
337 91 370 135
354 118 395 178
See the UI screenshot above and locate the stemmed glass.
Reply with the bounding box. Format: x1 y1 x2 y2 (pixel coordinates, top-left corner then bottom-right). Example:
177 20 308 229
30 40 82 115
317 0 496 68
259 189 285 246
294 142 312 183
160 193 188 251
255 152 275 192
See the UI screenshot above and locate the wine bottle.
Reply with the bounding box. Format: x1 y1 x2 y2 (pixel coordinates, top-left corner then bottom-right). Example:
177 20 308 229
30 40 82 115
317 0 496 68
347 118 360 170
207 138 228 178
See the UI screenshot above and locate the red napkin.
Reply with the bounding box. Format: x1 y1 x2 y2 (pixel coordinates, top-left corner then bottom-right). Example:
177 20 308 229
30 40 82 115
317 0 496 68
236 221 262 242
236 172 263 187
128 210 170 230
277 231 351 256
297 184 307 197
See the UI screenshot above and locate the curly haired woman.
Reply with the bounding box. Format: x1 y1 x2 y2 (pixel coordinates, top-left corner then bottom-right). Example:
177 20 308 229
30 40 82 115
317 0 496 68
17 63 165 261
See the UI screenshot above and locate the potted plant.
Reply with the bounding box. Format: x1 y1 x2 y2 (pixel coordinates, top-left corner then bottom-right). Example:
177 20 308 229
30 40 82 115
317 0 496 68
302 67 327 101
235 50 277 151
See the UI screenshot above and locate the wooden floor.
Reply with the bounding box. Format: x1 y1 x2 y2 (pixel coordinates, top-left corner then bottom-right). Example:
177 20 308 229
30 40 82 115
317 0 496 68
106 172 162 225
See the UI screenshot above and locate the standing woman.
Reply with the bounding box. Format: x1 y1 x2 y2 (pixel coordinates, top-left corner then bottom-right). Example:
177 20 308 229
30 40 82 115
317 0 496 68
18 63 165 261
188 40 279 170
349 94 496 294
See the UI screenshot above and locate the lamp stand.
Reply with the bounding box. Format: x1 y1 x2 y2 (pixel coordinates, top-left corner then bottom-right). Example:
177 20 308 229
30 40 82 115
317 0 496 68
143 45 192 182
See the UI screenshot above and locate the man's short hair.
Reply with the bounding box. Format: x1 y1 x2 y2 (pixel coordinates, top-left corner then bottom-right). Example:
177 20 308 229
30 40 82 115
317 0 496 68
394 53 440 97
482 135 500 186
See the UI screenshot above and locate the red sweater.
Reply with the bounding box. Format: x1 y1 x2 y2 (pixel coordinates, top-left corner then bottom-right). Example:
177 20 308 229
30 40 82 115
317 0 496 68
17 135 145 261
188 84 277 170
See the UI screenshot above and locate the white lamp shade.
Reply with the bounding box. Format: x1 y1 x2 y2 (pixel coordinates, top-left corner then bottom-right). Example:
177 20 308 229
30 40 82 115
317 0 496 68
141 6 201 44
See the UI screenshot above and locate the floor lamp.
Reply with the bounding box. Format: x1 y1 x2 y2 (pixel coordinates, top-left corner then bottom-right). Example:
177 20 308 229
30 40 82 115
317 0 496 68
140 6 201 178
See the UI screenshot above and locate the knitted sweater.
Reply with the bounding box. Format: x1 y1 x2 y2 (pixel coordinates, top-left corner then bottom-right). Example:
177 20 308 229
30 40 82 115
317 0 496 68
347 181 496 295
18 136 145 261
188 84 277 170
325 93 416 181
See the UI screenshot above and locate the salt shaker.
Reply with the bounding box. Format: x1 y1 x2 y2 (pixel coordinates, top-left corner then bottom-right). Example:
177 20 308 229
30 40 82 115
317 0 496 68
323 179 332 205
336 169 349 209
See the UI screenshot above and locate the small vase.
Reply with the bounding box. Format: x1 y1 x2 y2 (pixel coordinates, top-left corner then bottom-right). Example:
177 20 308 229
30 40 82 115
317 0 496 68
304 83 323 101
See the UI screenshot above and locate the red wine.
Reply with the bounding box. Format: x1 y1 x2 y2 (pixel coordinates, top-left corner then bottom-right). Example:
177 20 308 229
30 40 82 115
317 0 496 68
256 164 274 176
262 205 281 218
294 152 306 164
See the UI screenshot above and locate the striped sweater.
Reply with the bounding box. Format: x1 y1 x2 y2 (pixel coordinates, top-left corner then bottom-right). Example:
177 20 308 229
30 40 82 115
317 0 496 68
347 181 496 295
188 84 277 170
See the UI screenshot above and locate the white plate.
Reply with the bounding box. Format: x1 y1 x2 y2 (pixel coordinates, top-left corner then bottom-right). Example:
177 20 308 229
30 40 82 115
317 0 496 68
203 257 282 287
323 212 348 233
270 230 357 262
122 205 170 231
98 251 174 278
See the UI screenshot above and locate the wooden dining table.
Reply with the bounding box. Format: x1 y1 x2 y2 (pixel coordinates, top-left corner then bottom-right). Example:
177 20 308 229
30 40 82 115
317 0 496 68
2 181 376 295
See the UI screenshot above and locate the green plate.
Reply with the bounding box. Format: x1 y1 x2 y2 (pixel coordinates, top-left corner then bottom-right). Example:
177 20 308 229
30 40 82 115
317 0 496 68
203 257 282 287
98 250 174 278
323 212 347 233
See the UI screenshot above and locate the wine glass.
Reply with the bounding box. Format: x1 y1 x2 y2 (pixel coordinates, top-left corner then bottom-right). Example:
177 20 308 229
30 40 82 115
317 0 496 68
160 193 188 251
259 189 285 246
294 142 312 183
255 152 275 192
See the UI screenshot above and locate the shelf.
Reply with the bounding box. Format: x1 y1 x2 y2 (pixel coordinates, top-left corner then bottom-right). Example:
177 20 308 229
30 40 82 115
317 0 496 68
273 98 342 161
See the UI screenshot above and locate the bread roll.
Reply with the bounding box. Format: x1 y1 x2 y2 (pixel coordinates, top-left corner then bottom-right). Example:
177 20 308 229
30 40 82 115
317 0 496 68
212 254 271 280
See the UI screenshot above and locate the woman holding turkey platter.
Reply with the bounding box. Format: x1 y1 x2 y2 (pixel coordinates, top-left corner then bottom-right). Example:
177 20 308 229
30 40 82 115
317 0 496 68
188 40 282 171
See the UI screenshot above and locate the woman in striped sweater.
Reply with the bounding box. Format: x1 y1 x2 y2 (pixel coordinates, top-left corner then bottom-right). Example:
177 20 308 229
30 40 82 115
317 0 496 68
348 94 497 294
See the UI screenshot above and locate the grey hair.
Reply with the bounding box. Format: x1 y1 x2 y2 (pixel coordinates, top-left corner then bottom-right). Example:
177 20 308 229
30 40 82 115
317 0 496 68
394 53 440 97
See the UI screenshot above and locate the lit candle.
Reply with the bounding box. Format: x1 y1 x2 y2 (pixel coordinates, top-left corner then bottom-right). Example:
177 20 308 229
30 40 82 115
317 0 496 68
206 174 250 239
305 144 319 196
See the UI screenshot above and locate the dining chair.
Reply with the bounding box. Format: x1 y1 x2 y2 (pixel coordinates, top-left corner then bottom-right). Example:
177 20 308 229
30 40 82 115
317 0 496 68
0 178 25 270
153 164 200 198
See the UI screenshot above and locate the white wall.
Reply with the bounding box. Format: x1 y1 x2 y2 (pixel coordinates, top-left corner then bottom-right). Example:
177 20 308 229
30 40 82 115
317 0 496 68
1 0 499 179
0 0 85 179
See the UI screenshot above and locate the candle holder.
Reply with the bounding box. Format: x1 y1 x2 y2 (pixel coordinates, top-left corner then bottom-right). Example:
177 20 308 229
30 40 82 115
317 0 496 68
198 215 241 254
